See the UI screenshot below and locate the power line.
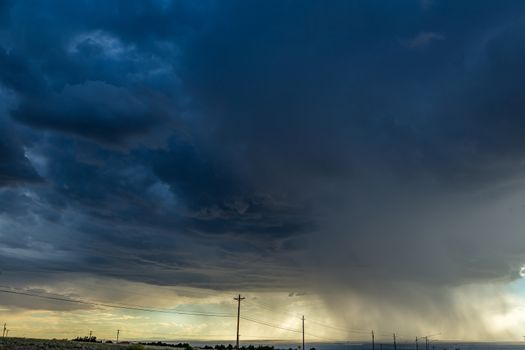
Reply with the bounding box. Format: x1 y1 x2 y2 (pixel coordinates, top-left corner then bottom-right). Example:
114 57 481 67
245 298 302 320
0 287 427 344
0 287 337 341
240 316 302 334
302 315 305 350
234 294 245 350
240 315 340 343
393 333 397 350
0 283 226 301
245 297 375 338
306 319 371 335
0 285 233 317
0 288 234 318
0 285 217 310
304 333 340 342
245 298 373 336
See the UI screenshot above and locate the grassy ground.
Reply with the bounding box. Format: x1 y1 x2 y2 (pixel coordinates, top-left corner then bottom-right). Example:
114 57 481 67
0 337 144 350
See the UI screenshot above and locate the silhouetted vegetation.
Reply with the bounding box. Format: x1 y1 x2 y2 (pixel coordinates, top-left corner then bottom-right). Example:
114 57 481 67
140 343 276 350
72 336 99 343
140 341 193 349
214 345 234 350
213 345 275 350
240 345 275 350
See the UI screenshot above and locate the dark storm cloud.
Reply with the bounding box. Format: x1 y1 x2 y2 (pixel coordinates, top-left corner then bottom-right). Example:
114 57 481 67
13 81 174 144
180 0 525 192
0 71 41 186
1 1 525 323
0 120 41 186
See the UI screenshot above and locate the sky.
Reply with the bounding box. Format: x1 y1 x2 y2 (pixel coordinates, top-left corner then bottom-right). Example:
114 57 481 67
2 0 525 343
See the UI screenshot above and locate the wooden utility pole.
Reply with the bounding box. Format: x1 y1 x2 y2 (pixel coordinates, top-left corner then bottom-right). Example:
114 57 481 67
425 336 429 350
234 294 245 350
372 330 375 350
116 329 120 344
416 337 418 350
393 333 397 350
302 315 305 350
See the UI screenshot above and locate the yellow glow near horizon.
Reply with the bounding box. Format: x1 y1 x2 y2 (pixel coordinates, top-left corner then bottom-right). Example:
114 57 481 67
2 276 525 342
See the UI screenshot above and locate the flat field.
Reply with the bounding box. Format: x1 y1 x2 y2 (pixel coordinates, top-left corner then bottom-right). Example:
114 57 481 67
0 338 144 350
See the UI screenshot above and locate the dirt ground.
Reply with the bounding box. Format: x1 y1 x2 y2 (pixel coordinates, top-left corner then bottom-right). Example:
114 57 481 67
0 337 144 350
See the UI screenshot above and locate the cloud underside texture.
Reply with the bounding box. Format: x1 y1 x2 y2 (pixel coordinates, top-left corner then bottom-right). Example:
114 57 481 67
1 0 525 325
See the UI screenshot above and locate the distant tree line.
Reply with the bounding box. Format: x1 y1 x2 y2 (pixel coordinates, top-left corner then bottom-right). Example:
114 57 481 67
137 342 318 350
142 343 279 350
72 336 99 343
215 345 276 350
193 344 277 350
140 341 194 349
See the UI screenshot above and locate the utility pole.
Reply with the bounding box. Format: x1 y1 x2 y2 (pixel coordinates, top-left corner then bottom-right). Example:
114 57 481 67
416 337 418 350
302 315 305 350
371 330 375 350
393 333 397 350
2 323 5 338
89 330 92 339
425 336 428 350
234 294 245 350
117 329 120 344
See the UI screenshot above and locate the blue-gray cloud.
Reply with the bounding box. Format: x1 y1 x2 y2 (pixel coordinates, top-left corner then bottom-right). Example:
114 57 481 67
1 0 525 307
